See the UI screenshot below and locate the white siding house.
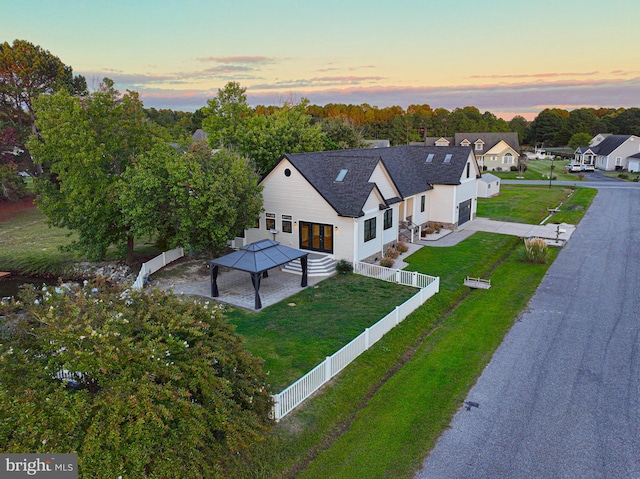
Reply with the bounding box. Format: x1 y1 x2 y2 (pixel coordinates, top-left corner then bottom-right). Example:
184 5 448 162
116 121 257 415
246 146 479 263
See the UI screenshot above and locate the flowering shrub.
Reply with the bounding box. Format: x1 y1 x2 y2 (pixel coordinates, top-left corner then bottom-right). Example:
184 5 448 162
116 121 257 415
0 279 272 478
385 248 399 259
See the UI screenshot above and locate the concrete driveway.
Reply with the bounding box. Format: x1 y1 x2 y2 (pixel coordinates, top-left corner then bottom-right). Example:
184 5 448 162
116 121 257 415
417 184 640 478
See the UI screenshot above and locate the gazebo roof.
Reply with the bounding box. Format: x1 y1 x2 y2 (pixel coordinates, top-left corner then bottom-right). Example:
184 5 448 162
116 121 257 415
210 239 308 273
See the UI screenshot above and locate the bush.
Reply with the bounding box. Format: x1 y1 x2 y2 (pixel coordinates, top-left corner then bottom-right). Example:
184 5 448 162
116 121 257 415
510 166 518 172
385 248 399 259
395 241 408 254
379 257 395 268
523 237 549 264
423 227 436 235
0 280 273 478
618 173 629 179
335 259 353 274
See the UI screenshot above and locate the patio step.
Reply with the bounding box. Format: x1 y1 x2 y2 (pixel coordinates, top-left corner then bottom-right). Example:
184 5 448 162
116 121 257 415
281 253 336 276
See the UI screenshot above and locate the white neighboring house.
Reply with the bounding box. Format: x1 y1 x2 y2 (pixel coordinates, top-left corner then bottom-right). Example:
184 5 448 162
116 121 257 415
477 173 501 198
243 146 480 263
574 134 640 171
421 133 520 172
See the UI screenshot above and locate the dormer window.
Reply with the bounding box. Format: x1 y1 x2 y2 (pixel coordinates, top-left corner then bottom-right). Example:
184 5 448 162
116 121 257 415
460 139 471 146
335 169 348 182
474 140 484 151
435 138 450 147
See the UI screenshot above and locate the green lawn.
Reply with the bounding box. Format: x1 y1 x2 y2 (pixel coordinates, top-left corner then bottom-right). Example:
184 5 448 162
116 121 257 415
476 185 596 224
490 158 582 182
0 208 161 276
224 275 417 390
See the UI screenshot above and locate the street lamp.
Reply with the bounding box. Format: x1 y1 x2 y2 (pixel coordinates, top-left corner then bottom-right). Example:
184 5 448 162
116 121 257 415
548 156 555 189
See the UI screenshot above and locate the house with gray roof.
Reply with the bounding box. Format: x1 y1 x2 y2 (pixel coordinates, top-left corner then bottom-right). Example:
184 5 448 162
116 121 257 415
243 145 480 263
420 132 520 172
574 134 640 171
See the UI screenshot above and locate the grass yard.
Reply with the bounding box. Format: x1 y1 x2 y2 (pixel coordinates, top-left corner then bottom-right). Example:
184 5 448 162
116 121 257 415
490 158 580 182
224 274 417 390
476 185 596 224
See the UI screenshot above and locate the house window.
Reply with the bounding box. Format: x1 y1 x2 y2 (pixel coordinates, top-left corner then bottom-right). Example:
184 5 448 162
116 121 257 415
461 139 470 146
420 195 425 212
265 213 276 231
444 154 452 163
383 209 393 230
616 157 622 166
503 153 514 164
282 214 292 233
466 163 470 178
364 218 376 242
475 141 484 151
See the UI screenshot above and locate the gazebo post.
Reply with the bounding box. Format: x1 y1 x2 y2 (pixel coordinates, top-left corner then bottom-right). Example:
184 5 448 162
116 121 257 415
251 272 262 310
210 263 219 297
301 255 308 287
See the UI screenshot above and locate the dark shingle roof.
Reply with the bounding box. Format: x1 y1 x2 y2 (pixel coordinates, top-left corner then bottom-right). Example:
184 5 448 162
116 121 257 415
454 132 520 153
284 145 473 216
286 152 380 217
589 135 633 155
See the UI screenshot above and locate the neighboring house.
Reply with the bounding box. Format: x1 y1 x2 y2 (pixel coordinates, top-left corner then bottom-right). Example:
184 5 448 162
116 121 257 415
477 173 501 198
192 129 208 141
573 134 640 171
243 146 480 263
420 133 520 171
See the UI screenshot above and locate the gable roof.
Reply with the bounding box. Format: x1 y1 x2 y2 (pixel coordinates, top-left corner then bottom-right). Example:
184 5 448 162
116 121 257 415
587 135 636 156
422 133 519 153
284 146 473 213
285 153 382 217
454 133 520 153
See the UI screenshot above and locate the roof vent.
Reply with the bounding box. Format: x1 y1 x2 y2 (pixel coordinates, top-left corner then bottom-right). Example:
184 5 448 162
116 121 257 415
335 169 348 182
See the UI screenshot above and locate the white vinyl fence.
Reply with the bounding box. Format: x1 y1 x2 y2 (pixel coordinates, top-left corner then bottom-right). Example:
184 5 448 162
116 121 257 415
271 266 439 421
132 247 185 289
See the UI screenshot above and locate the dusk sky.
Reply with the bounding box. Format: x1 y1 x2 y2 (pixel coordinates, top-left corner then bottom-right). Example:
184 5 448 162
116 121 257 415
4 0 640 120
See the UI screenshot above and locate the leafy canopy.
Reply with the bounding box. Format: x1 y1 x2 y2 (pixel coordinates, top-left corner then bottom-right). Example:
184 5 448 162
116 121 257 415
0 280 273 478
27 79 158 262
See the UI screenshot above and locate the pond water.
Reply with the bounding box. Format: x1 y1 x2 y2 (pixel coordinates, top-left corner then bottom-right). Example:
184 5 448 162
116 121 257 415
0 276 59 299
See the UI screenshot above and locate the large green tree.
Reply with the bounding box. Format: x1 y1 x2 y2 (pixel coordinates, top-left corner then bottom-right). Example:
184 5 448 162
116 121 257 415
120 142 263 256
0 280 272 478
202 83 325 173
0 39 87 172
0 126 27 201
28 79 158 263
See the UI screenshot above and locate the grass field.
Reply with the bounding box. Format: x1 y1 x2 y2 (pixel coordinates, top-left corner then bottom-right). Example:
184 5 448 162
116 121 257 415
476 185 597 224
489 158 582 182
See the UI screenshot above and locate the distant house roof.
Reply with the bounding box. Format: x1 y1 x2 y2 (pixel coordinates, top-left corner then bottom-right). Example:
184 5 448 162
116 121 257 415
192 129 208 141
283 145 474 216
586 135 635 156
422 132 520 154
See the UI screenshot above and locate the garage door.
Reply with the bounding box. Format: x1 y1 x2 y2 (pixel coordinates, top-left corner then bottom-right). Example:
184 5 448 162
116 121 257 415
458 199 472 225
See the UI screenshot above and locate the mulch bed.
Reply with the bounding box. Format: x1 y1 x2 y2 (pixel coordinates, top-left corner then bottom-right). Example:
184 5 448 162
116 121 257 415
0 195 37 223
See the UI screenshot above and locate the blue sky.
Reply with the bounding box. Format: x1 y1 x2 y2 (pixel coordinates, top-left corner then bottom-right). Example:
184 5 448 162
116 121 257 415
3 0 640 119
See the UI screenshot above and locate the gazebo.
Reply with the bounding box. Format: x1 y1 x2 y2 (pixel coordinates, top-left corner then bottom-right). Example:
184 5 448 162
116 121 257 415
209 239 309 310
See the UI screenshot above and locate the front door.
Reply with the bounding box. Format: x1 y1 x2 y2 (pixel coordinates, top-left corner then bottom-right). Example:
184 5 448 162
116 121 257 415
458 199 472 225
299 221 333 253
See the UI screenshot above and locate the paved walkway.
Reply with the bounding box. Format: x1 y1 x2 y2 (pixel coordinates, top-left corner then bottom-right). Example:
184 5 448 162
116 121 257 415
168 268 328 311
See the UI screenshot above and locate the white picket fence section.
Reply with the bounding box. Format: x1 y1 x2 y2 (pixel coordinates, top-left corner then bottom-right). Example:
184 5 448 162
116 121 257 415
132 247 185 289
271 266 439 421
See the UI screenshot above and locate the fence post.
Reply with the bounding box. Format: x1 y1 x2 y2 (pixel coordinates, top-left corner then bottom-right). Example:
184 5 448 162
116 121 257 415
272 394 280 422
412 271 418 287
365 328 370 349
325 357 332 382
395 306 400 325
162 251 167 267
